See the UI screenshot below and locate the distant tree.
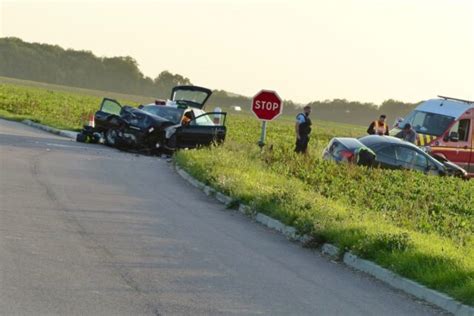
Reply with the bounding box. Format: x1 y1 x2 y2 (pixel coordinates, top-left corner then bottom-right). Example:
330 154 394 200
0 37 191 98
379 99 418 122
154 71 192 98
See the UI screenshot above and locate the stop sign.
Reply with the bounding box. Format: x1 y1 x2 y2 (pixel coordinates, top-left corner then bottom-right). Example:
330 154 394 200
251 90 282 121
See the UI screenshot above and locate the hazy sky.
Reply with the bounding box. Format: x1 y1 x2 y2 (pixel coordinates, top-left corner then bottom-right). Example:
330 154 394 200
1 0 473 104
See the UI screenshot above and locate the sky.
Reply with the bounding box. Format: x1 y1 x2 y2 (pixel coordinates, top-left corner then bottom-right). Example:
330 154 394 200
1 0 473 104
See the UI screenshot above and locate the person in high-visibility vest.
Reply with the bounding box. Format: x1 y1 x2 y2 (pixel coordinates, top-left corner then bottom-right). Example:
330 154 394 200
367 114 389 136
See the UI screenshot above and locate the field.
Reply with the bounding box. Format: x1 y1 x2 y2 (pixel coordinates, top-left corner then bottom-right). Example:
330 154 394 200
0 79 473 305
0 76 152 105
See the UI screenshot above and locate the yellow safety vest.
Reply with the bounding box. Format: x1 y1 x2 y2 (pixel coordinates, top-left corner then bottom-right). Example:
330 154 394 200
374 120 387 135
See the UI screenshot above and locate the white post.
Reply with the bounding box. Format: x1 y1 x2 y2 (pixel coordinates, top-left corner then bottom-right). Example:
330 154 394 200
213 107 222 125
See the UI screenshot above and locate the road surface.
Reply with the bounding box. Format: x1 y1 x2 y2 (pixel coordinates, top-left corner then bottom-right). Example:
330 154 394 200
0 119 443 315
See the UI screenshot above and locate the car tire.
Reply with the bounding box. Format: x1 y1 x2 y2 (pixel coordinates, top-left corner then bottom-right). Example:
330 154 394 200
105 129 118 147
91 133 101 144
76 133 86 143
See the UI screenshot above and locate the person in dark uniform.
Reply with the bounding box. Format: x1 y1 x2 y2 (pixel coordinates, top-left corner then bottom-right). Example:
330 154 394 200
295 105 312 154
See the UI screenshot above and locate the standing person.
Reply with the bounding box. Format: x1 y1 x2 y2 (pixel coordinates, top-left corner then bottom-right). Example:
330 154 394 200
295 105 312 154
395 123 417 144
367 114 389 136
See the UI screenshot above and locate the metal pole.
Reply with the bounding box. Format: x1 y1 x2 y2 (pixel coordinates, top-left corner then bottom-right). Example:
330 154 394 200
258 120 267 149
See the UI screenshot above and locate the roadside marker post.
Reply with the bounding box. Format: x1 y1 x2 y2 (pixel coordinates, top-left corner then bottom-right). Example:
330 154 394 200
213 107 222 125
88 113 95 128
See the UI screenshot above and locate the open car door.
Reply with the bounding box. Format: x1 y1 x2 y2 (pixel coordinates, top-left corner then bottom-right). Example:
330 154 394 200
175 112 227 148
171 86 212 109
94 98 122 131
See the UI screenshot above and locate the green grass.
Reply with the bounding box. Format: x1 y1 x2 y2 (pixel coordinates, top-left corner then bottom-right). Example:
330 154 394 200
1 79 473 305
0 81 140 131
0 76 153 105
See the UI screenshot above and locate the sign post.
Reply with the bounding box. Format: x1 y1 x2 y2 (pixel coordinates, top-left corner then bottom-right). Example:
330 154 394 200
251 90 283 148
258 121 267 148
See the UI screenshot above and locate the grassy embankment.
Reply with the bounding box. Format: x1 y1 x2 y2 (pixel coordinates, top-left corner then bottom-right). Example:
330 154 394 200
0 77 146 130
0 80 473 305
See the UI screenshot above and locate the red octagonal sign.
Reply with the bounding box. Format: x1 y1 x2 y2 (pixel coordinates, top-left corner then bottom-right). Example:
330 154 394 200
251 90 283 121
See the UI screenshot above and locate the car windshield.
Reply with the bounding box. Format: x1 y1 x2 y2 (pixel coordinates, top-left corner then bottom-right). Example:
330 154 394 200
173 90 209 107
142 106 183 124
401 110 455 136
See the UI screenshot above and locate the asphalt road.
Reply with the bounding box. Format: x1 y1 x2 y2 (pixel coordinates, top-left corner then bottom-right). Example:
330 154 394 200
0 119 444 316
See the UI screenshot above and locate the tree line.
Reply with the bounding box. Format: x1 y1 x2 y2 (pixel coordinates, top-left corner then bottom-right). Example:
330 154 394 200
0 37 191 98
0 37 418 125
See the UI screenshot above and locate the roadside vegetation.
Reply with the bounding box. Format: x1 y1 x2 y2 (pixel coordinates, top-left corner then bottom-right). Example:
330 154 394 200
0 82 139 130
176 115 474 305
0 76 155 105
0 81 472 305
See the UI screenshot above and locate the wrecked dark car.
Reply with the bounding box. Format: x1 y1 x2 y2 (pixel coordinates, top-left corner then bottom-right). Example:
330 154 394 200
76 85 227 154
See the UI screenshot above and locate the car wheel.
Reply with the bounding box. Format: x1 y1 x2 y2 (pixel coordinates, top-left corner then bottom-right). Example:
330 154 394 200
76 133 86 143
91 132 101 144
105 129 118 146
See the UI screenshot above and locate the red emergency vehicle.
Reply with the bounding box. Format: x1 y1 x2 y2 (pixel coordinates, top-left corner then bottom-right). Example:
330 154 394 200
391 96 474 178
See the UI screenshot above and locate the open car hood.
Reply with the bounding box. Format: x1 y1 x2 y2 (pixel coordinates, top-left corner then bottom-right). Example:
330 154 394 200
171 85 212 109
